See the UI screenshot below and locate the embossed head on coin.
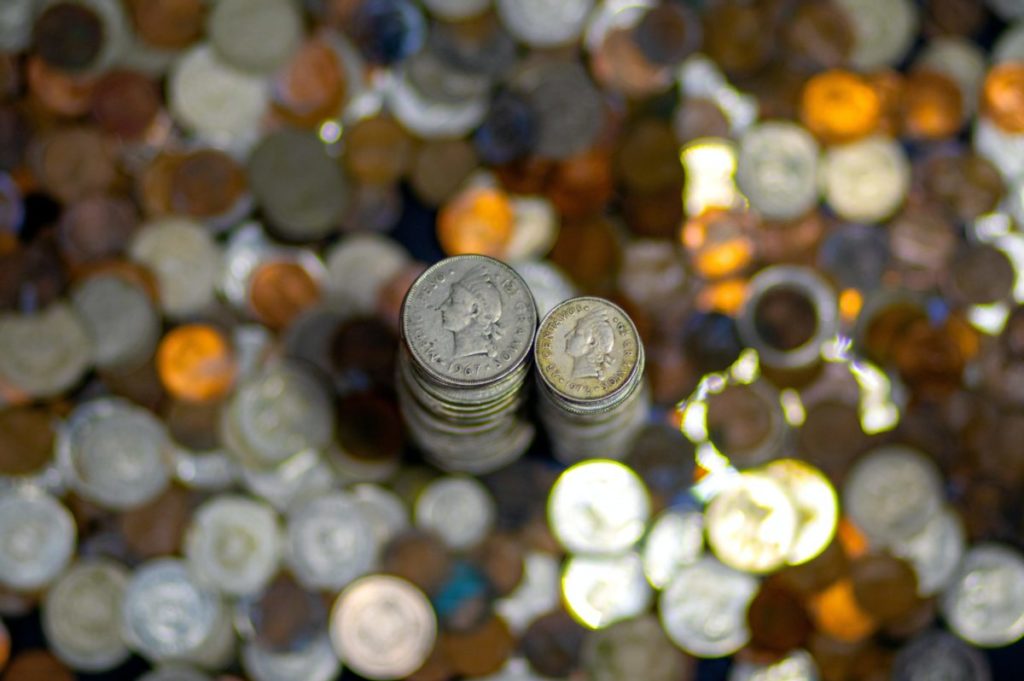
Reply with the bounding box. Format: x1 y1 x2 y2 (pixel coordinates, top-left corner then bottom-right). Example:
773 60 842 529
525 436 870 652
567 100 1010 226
438 266 504 361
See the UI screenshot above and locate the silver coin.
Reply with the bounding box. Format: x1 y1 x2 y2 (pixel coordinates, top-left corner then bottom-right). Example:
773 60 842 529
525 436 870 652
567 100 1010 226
241 633 340 681
324 233 410 313
892 506 966 597
70 274 160 371
942 543 1024 648
842 445 944 548
497 0 594 47
0 303 93 399
917 38 985 117
402 255 537 388
121 558 223 661
238 449 337 513
329 574 437 680
495 552 561 635
414 475 496 551
836 0 917 70
659 556 758 658
285 491 378 592
582 614 692 681
58 398 172 511
516 60 603 160
891 630 990 681
737 121 819 221
208 0 301 74
43 558 130 672
385 66 489 139
820 135 910 224
994 20 1024 62
185 495 282 597
643 508 704 589
561 553 652 630
512 260 577 319
0 486 76 592
728 649 819 681
130 217 222 318
0 0 34 51
474 657 563 681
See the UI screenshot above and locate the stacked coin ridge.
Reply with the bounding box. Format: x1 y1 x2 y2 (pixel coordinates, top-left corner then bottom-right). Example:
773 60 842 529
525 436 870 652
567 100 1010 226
399 255 538 473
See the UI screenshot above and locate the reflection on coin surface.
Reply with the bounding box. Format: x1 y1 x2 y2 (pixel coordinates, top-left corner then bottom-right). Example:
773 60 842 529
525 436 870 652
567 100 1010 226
761 459 838 567
43 559 130 672
642 508 704 589
706 472 799 574
0 487 75 592
536 297 641 403
329 575 437 680
737 121 819 221
659 557 758 658
402 255 537 388
548 460 650 555
285 492 377 591
842 445 943 548
941 543 1024 648
415 476 496 551
561 553 652 630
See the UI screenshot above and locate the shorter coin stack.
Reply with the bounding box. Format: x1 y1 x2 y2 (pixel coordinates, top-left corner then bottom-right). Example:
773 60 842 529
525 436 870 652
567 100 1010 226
535 297 649 463
399 255 538 473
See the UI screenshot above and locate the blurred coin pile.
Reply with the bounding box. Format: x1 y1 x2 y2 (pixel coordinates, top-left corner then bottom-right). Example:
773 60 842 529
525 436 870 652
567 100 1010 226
5 0 1024 680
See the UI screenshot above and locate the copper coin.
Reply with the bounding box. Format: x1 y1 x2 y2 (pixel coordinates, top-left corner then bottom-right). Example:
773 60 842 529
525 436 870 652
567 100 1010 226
33 126 117 205
673 97 731 142
706 383 780 464
521 609 587 678
982 62 1024 133
702 0 774 78
471 533 524 597
335 392 405 463
850 553 920 623
156 324 236 404
406 641 456 681
330 316 398 390
0 406 55 477
547 148 615 221
808 577 878 643
925 0 987 37
902 69 963 139
590 26 670 99
137 152 184 218
784 0 854 71
344 115 415 186
26 56 95 117
622 182 685 240
381 531 454 596
681 208 757 280
1 650 73 681
549 215 622 294
119 485 191 559
248 261 322 331
91 70 161 140
33 3 104 73
952 243 1016 305
746 579 813 655
437 186 514 259
170 148 248 219
411 139 478 207
126 0 206 50
441 615 515 678
797 400 870 484
753 287 819 353
777 537 849 597
98 358 166 412
57 195 139 268
271 37 347 127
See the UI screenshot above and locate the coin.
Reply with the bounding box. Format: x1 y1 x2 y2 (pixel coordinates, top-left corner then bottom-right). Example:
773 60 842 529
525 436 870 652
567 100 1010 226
0 487 75 592
836 0 917 69
799 69 881 145
1 651 73 681
71 274 160 372
736 121 819 221
415 476 496 552
0 406 56 479
126 0 205 50
437 186 515 259
240 632 339 681
130 217 221 318
659 556 759 658
820 135 911 223
941 543 1024 648
329 574 437 680
442 614 516 677
119 486 191 560
891 630 991 681
497 0 593 47
561 553 652 630
42 559 130 672
642 508 705 589
208 0 301 74
248 260 323 331
157 325 237 404
285 491 378 591
892 506 966 597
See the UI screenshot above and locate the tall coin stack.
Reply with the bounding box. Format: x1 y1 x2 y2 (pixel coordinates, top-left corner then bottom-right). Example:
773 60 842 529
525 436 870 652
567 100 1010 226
535 297 649 463
399 255 538 473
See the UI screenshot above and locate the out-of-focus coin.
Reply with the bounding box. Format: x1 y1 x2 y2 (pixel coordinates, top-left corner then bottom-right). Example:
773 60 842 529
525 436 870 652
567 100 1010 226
891 630 990 681
518 609 585 678
761 459 839 567
659 556 759 658
185 495 282 597
437 186 515 259
982 62 1024 133
248 260 323 331
495 551 561 635
642 508 704 589
240 632 340 681
325 233 410 313
42 559 130 672
581 614 695 681
1 650 73 681
941 543 1024 648
516 60 603 160
561 553 652 630
71 274 160 372
157 325 237 404
842 445 943 548
728 649 819 681
547 459 650 555
704 382 787 467
0 487 75 592
892 507 965 597
799 69 881 145
412 139 479 207
0 406 56 481
169 148 250 225
58 398 172 511
208 0 301 74
32 126 117 206
126 0 205 50
497 0 593 47
820 135 910 223
57 195 138 268
130 217 221 318
415 475 496 552
285 491 378 591
329 574 437 680
706 471 799 574
91 70 162 140
835 0 917 70
119 486 191 560
737 121 819 220
442 614 516 677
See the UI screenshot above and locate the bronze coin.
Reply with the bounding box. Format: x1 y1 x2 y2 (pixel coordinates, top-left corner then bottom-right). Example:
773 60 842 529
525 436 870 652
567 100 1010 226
797 400 870 484
119 484 191 560
26 56 95 117
407 643 456 681
57 195 139 268
248 261 322 331
547 148 615 221
922 152 1003 224
0 237 67 312
126 0 206 50
850 553 920 623
1 650 73 681
777 537 849 597
705 383 778 464
91 70 161 140
33 3 104 73
471 533 524 597
0 406 55 477
98 358 166 413
521 609 587 678
381 531 454 596
616 120 685 194
271 37 348 127
746 579 813 655
335 392 405 463
702 0 774 78
952 243 1016 305
330 316 398 390
170 148 248 219
784 0 854 71
441 615 515 678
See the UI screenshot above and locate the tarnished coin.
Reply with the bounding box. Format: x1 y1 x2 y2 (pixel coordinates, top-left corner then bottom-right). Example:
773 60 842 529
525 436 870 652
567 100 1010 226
547 459 650 555
497 0 594 47
185 495 282 597
285 491 378 592
941 543 1024 648
0 303 92 399
706 471 799 574
0 487 75 592
402 255 537 388
737 121 820 221
561 553 652 630
329 575 437 680
415 476 496 551
43 559 130 672
821 135 910 223
581 614 694 681
659 557 759 658
536 297 641 405
891 630 991 681
71 274 160 372
642 508 704 589
842 445 944 548
130 217 221 318
122 558 223 661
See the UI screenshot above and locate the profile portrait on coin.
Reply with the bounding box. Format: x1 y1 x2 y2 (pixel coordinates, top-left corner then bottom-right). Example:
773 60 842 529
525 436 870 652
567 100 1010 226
565 308 616 381
437 266 504 360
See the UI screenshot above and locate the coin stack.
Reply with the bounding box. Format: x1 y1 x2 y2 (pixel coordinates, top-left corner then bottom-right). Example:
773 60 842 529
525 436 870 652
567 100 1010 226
534 297 649 464
398 255 538 473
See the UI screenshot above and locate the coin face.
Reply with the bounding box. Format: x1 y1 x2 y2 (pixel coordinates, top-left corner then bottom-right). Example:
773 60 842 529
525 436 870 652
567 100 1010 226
536 297 641 403
497 0 594 47
415 476 496 551
285 492 377 591
547 460 650 555
835 0 917 70
71 274 160 372
0 487 75 592
402 255 537 388
329 575 437 680
706 472 799 574
581 614 694 681
941 543 1024 648
130 217 222 318
737 121 820 221
0 303 93 399
659 556 758 658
